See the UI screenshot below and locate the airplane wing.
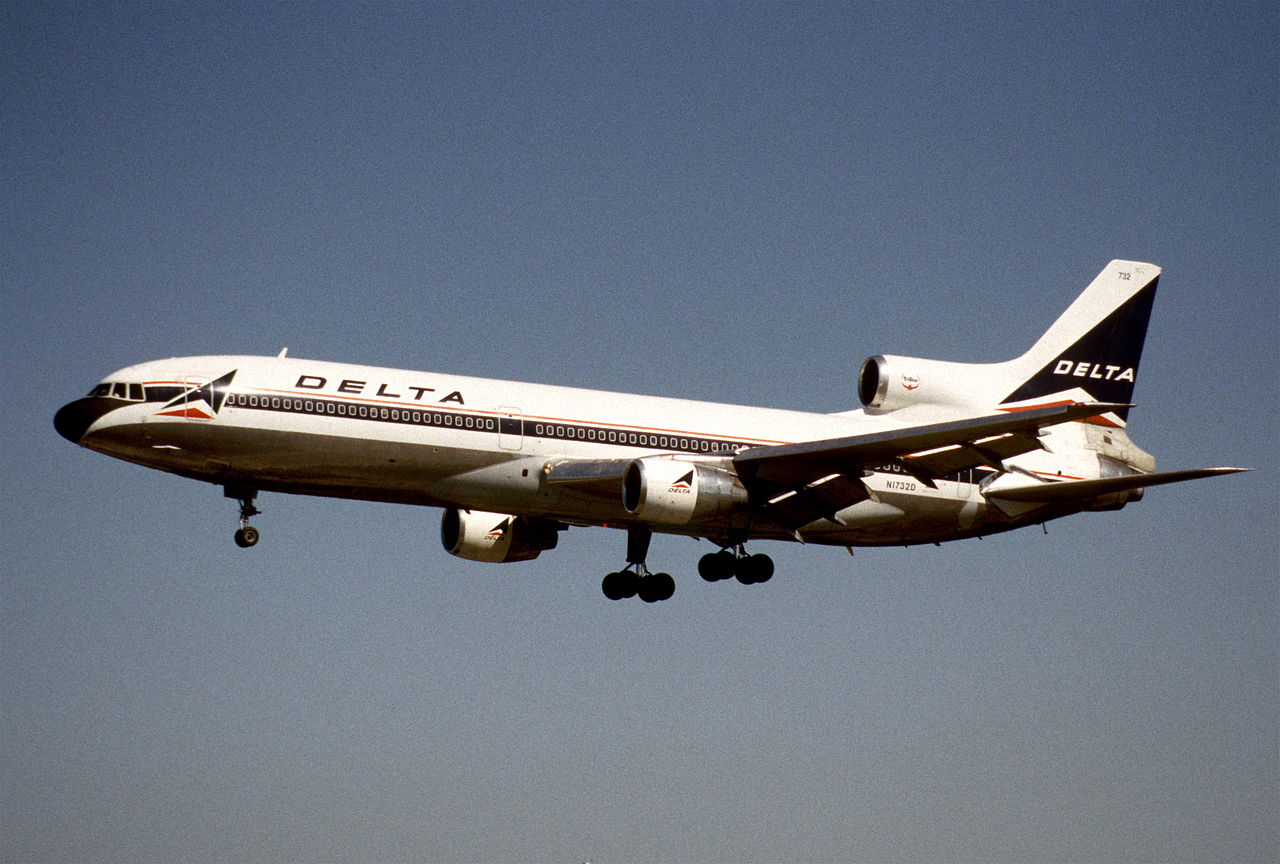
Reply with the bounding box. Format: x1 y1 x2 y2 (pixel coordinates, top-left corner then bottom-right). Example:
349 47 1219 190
732 401 1127 527
542 402 1127 526
732 402 1124 485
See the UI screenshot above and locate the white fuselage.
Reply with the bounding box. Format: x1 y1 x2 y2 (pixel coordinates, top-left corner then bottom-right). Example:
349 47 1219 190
65 354 1106 548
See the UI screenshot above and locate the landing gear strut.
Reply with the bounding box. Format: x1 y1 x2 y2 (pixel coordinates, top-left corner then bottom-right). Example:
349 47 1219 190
225 485 261 548
698 546 774 585
601 525 675 603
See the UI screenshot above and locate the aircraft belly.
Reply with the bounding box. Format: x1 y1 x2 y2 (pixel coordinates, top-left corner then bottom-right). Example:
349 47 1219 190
79 417 1107 547
86 418 662 522
85 421 512 507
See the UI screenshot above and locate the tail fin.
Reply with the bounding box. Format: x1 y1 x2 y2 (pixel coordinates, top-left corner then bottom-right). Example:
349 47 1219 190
999 260 1160 425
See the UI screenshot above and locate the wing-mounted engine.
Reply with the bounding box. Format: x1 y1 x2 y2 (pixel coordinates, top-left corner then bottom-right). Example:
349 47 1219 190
441 508 560 563
622 457 748 524
858 354 1006 413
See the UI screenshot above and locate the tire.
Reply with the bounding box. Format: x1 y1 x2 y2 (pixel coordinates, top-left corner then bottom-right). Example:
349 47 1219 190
736 553 773 585
749 554 774 583
698 550 735 582
602 570 637 600
653 572 675 601
638 572 675 603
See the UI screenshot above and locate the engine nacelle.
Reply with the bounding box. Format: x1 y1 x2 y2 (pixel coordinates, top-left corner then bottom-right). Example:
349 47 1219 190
622 457 748 524
440 508 559 563
858 354 1002 413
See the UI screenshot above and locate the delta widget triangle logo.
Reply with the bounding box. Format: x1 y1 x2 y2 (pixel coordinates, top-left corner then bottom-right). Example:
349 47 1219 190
156 370 237 419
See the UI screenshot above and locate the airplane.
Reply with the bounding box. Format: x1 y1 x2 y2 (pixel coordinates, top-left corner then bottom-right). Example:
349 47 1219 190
55 260 1246 602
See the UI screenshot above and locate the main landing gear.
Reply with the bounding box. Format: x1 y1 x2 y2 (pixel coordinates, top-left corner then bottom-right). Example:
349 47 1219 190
602 568 676 603
697 546 775 585
602 525 675 603
600 528 775 602
226 485 261 548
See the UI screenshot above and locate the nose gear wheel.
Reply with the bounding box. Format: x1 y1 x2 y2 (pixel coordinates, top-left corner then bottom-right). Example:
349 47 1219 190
226 486 261 548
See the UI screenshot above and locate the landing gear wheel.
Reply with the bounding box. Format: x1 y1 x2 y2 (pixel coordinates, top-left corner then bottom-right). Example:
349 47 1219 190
736 553 774 585
605 527 676 602
602 570 638 600
638 572 675 603
226 486 262 549
699 550 737 582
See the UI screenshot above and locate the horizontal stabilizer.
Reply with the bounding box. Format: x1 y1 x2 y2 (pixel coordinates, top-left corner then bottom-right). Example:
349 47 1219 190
984 467 1249 503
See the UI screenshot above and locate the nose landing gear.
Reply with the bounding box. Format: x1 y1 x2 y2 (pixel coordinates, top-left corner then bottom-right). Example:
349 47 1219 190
226 486 261 548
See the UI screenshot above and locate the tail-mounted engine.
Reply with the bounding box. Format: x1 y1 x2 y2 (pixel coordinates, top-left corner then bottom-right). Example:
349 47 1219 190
858 354 1002 413
441 508 560 563
621 457 748 524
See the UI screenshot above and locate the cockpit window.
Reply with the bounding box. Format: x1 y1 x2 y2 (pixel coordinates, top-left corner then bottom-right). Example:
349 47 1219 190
88 382 146 401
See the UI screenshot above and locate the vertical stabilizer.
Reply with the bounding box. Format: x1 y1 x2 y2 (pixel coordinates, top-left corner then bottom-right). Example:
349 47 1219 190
999 260 1160 424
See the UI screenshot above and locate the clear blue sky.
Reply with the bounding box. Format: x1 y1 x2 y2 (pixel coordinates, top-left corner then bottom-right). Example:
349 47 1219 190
3 2 1276 862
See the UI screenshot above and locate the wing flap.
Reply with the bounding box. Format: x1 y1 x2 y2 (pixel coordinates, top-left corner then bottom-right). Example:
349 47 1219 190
902 431 1046 478
765 472 872 526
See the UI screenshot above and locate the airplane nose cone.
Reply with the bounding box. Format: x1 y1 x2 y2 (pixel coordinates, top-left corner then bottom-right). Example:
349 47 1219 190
54 398 101 444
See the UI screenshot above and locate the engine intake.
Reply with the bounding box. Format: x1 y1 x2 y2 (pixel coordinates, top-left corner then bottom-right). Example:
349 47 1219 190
858 354 1002 413
441 508 559 563
622 457 748 524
